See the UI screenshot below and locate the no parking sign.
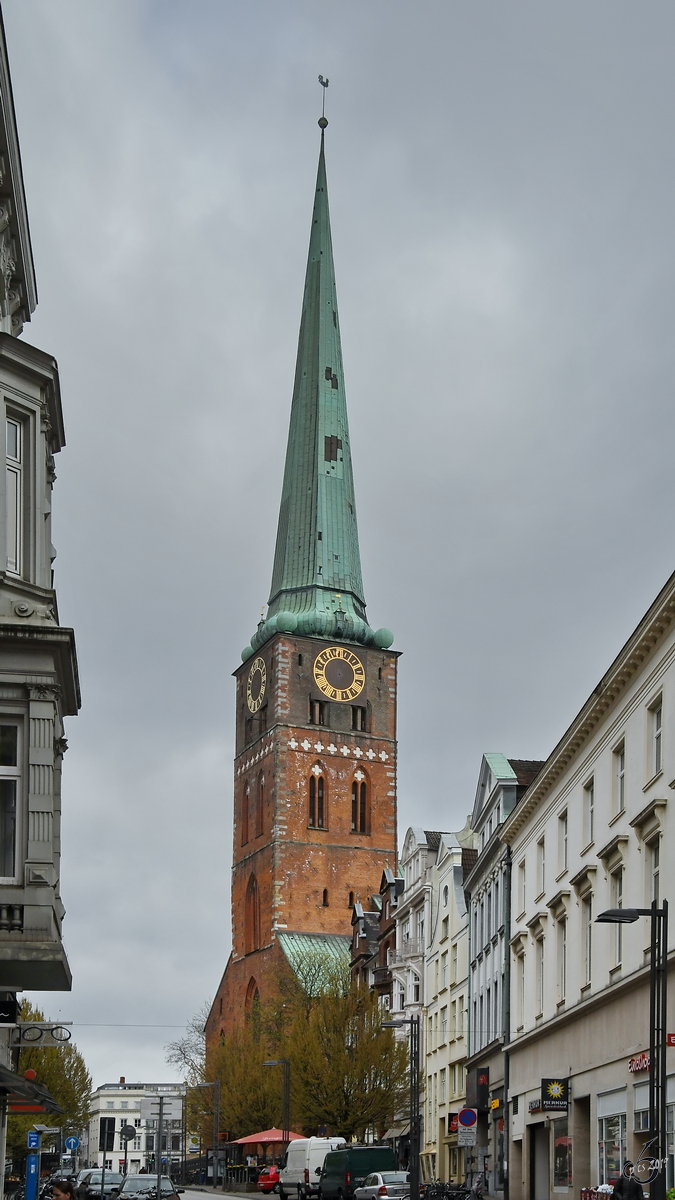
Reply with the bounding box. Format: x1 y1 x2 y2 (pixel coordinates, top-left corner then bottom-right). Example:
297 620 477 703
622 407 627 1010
457 1108 478 1146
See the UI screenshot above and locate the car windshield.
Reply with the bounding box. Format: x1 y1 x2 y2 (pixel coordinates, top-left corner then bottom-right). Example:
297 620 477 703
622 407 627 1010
88 1176 124 1185
381 1176 410 1184
120 1180 174 1194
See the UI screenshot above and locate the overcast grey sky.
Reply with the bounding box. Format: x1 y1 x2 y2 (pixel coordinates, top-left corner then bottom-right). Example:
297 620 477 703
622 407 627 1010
3 0 675 1086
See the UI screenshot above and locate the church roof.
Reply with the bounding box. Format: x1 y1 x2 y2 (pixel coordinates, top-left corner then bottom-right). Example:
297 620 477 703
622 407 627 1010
277 929 351 995
243 126 392 659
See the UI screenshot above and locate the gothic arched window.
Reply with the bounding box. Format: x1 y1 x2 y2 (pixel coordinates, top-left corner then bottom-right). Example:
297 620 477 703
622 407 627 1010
309 769 325 828
245 976 260 1013
351 776 368 833
256 773 264 838
322 888 329 907
245 873 261 953
241 785 249 846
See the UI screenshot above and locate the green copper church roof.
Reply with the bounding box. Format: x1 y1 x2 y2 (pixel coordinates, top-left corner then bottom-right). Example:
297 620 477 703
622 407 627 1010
244 125 392 659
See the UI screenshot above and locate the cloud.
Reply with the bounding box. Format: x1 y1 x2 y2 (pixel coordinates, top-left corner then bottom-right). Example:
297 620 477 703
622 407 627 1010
2 0 675 1082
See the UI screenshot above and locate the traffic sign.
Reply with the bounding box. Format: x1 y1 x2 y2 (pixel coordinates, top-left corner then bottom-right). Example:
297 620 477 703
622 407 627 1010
64 1137 80 1152
458 1108 477 1127
27 1132 40 1149
457 1108 478 1148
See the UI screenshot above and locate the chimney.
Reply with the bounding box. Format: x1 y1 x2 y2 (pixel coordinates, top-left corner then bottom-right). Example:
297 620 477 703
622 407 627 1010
119 1076 125 1084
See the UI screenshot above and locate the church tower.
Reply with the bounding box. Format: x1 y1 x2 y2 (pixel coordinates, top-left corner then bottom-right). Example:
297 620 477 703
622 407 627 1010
208 121 398 1038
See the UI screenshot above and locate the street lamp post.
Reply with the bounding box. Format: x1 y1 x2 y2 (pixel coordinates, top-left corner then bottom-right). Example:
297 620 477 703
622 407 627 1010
382 1017 420 1200
263 1060 290 1148
597 900 668 1200
194 1080 222 1190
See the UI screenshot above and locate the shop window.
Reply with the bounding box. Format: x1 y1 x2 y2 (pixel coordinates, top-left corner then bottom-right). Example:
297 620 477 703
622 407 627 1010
598 1114 626 1184
553 1118 572 1187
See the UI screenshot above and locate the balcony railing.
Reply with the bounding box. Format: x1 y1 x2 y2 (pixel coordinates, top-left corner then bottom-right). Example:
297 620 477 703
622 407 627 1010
392 938 423 962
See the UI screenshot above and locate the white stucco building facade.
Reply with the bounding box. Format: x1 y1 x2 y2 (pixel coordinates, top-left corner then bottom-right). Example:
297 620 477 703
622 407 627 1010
502 569 675 1200
422 823 477 1185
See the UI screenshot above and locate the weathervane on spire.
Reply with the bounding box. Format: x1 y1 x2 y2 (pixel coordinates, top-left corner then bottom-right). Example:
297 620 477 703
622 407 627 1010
318 75 329 128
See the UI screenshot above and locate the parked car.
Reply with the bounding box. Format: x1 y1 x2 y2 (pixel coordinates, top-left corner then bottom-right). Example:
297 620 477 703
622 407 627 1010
257 1166 281 1194
319 1147 397 1200
353 1174 410 1200
77 1173 124 1200
112 1178 184 1200
280 1136 346 1200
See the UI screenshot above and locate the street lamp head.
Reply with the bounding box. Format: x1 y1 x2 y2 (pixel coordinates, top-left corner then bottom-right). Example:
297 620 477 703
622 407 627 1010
263 1060 280 1066
381 1021 404 1029
596 908 642 924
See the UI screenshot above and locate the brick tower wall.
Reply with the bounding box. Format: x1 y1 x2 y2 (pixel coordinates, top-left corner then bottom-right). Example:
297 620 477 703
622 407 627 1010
206 633 399 1042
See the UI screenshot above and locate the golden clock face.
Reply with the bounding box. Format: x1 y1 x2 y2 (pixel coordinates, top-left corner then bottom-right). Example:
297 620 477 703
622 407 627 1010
313 646 365 702
246 656 267 713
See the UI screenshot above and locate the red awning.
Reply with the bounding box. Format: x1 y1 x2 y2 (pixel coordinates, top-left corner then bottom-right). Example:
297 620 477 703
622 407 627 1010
234 1129 304 1145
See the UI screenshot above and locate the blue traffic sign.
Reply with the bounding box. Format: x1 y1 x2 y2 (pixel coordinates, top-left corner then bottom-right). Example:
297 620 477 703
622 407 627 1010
458 1108 477 1127
65 1137 80 1152
27 1132 40 1149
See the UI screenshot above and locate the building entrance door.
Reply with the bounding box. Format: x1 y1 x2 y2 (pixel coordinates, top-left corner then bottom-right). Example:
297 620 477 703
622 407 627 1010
529 1124 549 1200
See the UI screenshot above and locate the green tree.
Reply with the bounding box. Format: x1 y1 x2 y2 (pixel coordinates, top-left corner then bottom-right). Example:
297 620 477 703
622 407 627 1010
288 985 408 1139
210 1019 282 1140
6 1000 92 1167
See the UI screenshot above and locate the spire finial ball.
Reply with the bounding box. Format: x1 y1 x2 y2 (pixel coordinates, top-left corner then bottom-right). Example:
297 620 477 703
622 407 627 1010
318 116 328 129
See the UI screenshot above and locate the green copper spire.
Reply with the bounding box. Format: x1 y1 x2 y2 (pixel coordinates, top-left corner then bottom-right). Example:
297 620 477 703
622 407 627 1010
245 124 392 658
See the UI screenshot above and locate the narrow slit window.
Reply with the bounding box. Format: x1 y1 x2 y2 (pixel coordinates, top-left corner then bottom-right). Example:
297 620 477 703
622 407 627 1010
309 776 316 828
6 418 21 576
0 723 19 880
322 888 329 907
317 776 324 828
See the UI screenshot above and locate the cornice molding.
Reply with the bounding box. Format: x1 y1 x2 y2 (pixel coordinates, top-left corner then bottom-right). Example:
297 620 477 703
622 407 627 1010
501 571 675 844
629 796 667 841
569 863 597 897
546 889 571 919
596 834 629 871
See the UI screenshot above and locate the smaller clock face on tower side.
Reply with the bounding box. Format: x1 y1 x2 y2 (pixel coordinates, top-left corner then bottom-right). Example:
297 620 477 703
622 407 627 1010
246 656 267 713
313 646 365 702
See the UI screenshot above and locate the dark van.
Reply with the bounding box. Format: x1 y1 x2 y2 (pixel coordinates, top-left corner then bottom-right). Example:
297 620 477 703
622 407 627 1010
319 1147 397 1200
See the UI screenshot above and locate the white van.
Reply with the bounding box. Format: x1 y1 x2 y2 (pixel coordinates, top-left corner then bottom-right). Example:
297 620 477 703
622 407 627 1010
279 1137 346 1200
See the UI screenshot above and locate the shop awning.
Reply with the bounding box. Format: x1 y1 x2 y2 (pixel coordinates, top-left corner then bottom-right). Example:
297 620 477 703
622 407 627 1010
383 1124 409 1140
234 1129 304 1146
0 1064 63 1114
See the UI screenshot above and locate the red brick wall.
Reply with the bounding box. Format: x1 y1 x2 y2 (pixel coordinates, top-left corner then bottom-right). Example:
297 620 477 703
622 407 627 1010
208 634 399 1038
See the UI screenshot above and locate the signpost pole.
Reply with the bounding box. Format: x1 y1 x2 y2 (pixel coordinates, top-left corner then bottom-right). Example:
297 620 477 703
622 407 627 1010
158 1096 164 1179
